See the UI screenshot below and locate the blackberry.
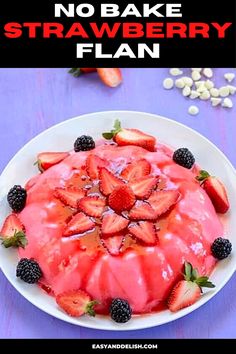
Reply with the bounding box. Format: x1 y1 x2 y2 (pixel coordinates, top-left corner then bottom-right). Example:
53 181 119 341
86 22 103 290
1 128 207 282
173 148 195 169
7 185 27 212
16 258 42 284
211 237 232 260
110 298 132 323
74 135 95 152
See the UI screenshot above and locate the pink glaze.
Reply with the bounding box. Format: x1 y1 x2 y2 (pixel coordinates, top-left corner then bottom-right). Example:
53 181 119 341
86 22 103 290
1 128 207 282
18 142 223 314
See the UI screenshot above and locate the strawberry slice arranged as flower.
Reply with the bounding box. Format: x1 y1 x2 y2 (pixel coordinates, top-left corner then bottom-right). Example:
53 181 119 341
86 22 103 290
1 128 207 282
129 176 158 199
56 289 98 317
196 170 229 214
63 212 95 237
102 213 129 235
97 68 122 88
102 120 156 152
37 152 69 172
0 214 27 248
54 187 86 209
108 185 135 213
99 167 124 196
121 159 151 182
147 190 180 217
167 262 215 312
101 235 125 256
128 222 157 245
129 203 156 221
79 196 106 218
86 154 107 180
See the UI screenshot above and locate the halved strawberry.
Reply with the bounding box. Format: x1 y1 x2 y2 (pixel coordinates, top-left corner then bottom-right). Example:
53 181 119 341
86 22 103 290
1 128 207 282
101 235 124 256
121 159 151 182
97 68 122 88
99 167 124 196
167 262 215 312
0 214 27 248
203 176 229 214
63 212 95 237
56 289 98 317
115 129 156 152
102 213 129 235
108 185 135 213
129 203 156 221
147 190 180 217
129 176 158 199
37 152 69 172
79 196 106 218
54 187 85 209
128 222 157 245
86 155 107 180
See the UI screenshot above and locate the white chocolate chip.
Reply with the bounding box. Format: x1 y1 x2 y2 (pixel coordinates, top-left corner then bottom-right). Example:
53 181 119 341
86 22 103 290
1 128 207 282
192 71 201 81
195 81 205 89
219 86 230 97
227 85 236 95
224 73 235 83
175 78 185 89
169 68 183 76
182 77 193 87
197 84 208 93
182 86 191 96
210 88 220 97
191 68 202 72
203 68 213 78
205 80 214 90
188 105 199 115
211 97 222 107
163 78 174 89
190 90 200 99
222 97 233 108
200 90 211 100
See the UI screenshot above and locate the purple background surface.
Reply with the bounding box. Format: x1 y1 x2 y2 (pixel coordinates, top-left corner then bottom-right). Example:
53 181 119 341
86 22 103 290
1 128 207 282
0 68 236 339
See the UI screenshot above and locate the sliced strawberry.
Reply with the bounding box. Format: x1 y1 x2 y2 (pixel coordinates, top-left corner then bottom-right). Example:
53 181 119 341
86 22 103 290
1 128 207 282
0 214 27 248
79 196 106 218
129 203 156 221
108 185 135 213
101 235 124 256
86 155 107 180
203 176 229 214
130 176 158 199
121 159 151 182
37 152 69 172
167 280 201 312
128 222 157 245
115 128 156 152
56 289 98 317
147 190 180 217
99 167 124 196
54 187 85 209
102 213 129 235
63 212 95 237
97 68 122 88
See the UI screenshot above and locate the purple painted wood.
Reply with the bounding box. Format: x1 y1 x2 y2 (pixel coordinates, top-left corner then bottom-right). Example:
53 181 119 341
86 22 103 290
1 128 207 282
0 68 236 339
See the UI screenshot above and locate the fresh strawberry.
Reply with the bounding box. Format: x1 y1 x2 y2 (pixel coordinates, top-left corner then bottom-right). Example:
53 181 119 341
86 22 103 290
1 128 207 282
167 262 215 312
128 222 157 245
54 187 85 209
79 196 106 218
203 177 229 214
101 235 124 256
37 152 69 172
121 159 151 182
56 289 98 317
97 68 122 88
69 68 96 77
108 185 135 213
86 154 107 180
129 203 156 221
0 214 27 248
63 212 95 237
102 213 129 235
99 168 124 196
129 176 158 199
147 190 180 217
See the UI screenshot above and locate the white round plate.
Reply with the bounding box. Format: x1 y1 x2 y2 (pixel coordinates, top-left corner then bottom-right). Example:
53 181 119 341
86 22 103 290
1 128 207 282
0 111 235 331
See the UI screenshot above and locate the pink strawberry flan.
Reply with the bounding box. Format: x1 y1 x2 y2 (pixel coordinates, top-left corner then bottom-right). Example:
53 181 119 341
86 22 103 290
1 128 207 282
15 134 224 315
